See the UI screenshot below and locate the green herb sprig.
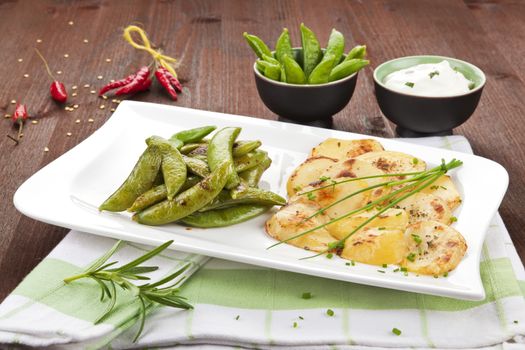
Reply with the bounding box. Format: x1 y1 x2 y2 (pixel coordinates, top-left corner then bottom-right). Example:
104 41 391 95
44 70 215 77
64 240 192 342
268 159 463 260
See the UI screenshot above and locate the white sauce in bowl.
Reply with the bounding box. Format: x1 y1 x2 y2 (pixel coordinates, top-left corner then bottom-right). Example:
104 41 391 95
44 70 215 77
383 60 474 97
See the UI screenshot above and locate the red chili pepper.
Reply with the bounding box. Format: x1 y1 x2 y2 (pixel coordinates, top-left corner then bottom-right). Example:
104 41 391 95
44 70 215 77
35 49 68 104
155 68 178 100
114 66 151 96
8 103 28 143
50 81 68 103
99 74 135 96
137 78 153 92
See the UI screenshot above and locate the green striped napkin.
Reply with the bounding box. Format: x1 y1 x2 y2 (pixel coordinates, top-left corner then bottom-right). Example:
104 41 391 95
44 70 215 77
0 136 523 350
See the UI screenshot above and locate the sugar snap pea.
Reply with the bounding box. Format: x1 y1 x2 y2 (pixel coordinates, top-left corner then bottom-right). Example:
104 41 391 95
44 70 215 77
170 126 216 144
239 157 271 187
345 45 367 61
180 142 207 154
232 140 262 158
135 161 230 225
128 175 202 213
182 155 210 178
275 28 294 64
146 136 187 201
262 54 280 65
256 59 281 81
208 127 241 189
180 204 271 228
187 144 208 157
308 54 337 84
201 187 285 212
99 146 162 212
328 59 369 82
300 23 322 78
282 54 306 84
234 150 268 173
324 29 345 68
243 32 272 59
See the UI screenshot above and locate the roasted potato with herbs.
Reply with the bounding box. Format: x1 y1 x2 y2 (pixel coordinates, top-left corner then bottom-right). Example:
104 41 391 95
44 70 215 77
395 192 452 225
310 138 384 160
421 175 462 211
286 156 338 196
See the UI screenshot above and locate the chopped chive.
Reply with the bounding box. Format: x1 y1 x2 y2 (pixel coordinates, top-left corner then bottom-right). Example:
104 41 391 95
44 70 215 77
351 260 356 266
326 253 333 259
406 253 416 262
307 192 316 201
429 71 439 79
378 227 386 231
319 175 330 182
403 272 409 276
299 316 304 320
443 272 449 277
301 292 312 299
400 267 408 272
326 309 334 316
430 185 439 190
294 186 302 192
393 268 400 272
411 234 422 245
382 264 388 268
377 270 386 273
235 315 240 320
345 262 351 266
468 82 476 90
450 216 458 224
412 158 419 165
514 320 519 324
293 321 298 328
395 212 402 216
405 82 414 88
392 327 402 336
433 275 438 279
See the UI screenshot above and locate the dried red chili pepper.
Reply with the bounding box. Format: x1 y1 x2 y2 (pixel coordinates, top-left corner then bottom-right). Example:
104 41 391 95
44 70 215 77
155 68 178 100
8 103 28 143
35 49 68 103
99 74 135 95
115 66 151 95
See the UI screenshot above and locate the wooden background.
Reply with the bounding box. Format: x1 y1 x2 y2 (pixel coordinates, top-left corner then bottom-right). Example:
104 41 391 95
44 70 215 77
0 0 523 300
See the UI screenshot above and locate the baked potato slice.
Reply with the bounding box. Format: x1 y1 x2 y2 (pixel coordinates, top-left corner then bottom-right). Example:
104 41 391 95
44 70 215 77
421 175 462 211
403 220 467 275
325 158 391 202
310 138 384 160
341 227 408 265
327 208 408 240
286 156 338 197
395 192 452 225
355 151 426 175
294 177 370 220
265 201 337 252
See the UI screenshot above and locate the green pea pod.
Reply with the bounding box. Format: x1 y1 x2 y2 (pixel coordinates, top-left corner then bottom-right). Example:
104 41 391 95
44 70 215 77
256 59 281 81
243 32 272 59
233 140 262 158
282 54 306 84
255 60 266 75
308 54 337 84
146 136 187 201
180 142 208 155
170 126 216 144
345 45 367 61
187 144 208 157
239 157 271 187
182 155 210 178
328 59 369 82
275 28 294 64
208 127 241 189
135 161 230 226
279 64 287 82
324 28 345 68
234 150 268 173
262 54 280 65
201 187 285 212
300 23 322 78
99 146 162 212
180 204 271 228
128 175 201 213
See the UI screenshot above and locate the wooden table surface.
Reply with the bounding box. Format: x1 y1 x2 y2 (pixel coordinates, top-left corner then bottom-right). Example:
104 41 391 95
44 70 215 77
1 0 524 300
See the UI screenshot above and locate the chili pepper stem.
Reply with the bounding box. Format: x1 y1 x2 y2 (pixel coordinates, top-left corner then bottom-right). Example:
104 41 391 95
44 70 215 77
17 122 24 140
34 48 56 81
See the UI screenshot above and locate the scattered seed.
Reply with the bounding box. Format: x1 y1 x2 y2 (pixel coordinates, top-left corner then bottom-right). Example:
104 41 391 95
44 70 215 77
44 147 49 152
99 105 105 109
72 92 77 97
75 119 80 123
68 21 74 25
105 58 111 63
17 58 23 63
31 120 38 124
110 108 115 112
102 95 108 100
83 39 89 43
84 84 90 88
23 74 29 78
110 79 115 83
112 99 118 103
56 71 63 75
10 100 16 104
73 104 79 109
97 75 103 80
72 85 78 90
90 90 96 94
36 39 42 43
66 132 72 137
88 118 94 123
4 114 11 118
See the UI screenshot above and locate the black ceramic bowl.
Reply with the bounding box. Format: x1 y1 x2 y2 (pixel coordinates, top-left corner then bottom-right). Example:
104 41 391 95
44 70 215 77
253 48 358 123
373 55 486 137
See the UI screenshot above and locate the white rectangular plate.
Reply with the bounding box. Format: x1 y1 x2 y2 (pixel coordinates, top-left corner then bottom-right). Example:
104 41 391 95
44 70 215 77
14 101 509 300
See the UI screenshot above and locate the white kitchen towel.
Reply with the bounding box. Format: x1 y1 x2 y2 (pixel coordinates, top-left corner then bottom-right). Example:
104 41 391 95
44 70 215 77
0 135 523 350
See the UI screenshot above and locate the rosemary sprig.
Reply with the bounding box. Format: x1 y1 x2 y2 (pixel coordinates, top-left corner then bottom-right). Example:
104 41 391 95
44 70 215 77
64 240 193 342
269 159 463 259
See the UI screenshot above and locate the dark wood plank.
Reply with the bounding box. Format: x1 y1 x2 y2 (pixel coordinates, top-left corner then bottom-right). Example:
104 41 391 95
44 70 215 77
0 0 523 301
